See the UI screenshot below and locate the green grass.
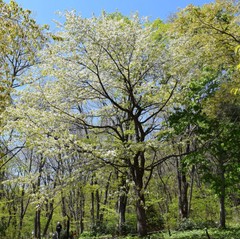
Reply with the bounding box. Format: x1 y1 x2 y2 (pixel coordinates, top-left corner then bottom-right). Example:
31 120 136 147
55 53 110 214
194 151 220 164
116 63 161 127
78 228 240 239
163 228 240 239
146 228 240 239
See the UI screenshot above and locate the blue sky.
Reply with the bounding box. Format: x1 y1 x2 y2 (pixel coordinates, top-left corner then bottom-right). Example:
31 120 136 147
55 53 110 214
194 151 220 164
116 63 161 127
6 0 214 29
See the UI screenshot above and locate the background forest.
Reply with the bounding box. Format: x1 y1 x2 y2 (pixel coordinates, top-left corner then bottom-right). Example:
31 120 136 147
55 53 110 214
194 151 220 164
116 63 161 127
0 0 240 238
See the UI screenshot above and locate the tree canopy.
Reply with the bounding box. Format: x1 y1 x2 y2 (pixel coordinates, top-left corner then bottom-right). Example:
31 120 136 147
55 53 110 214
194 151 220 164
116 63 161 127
1 1 240 238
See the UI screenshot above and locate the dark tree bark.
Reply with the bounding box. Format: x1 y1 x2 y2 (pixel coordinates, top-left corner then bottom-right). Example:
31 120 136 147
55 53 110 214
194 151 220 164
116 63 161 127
79 191 85 234
100 172 112 223
90 175 95 227
33 154 45 239
188 165 195 216
18 185 30 238
219 158 226 229
177 142 191 220
42 199 54 237
34 209 41 239
117 172 129 235
61 193 67 217
131 153 147 237
96 187 100 223
135 189 147 237
177 157 189 219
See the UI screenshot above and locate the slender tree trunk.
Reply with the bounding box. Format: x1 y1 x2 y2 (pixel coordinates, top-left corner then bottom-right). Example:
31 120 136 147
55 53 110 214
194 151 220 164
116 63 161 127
19 188 25 236
70 186 83 235
219 159 226 228
61 192 67 217
34 154 45 239
18 186 30 239
117 172 128 235
177 142 190 220
79 191 85 234
35 209 41 239
118 193 128 235
100 172 112 223
188 165 195 216
157 166 172 214
74 185 85 235
42 200 54 237
177 160 188 219
219 192 226 229
11 207 18 238
90 175 95 227
96 187 100 224
0 169 7 237
177 162 189 219
0 170 4 199
181 174 189 219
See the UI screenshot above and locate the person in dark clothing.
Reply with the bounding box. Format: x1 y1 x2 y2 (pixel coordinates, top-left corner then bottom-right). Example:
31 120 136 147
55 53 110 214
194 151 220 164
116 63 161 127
56 222 62 239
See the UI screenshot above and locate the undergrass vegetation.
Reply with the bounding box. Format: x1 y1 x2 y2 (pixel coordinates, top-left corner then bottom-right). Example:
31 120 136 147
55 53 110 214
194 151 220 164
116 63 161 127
78 227 240 239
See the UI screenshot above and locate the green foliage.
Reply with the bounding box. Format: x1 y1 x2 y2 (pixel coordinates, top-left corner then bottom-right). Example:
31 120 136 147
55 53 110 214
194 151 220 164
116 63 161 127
78 231 115 239
78 228 240 239
146 206 165 231
177 218 217 231
162 228 240 239
1 0 240 238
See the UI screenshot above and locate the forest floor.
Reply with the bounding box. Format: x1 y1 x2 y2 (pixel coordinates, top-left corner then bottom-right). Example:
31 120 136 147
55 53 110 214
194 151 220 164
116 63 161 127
159 227 240 239
78 227 240 239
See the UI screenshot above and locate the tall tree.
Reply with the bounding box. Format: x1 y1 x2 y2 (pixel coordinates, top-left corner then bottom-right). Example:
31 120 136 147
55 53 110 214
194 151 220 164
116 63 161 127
0 0 47 189
9 12 193 236
168 0 240 227
0 1 47 237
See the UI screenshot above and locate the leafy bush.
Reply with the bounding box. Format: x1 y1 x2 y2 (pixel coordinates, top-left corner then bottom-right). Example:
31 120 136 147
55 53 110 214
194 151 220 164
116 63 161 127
146 206 165 231
194 220 217 229
177 218 196 231
78 231 113 238
177 218 217 231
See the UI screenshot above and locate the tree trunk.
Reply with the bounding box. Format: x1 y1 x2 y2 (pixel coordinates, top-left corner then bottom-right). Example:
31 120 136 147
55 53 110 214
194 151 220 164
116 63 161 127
96 188 100 223
61 193 67 217
177 163 189 219
117 172 128 235
136 190 147 237
74 186 85 235
118 192 128 235
42 200 54 237
177 142 190 220
90 175 95 227
18 186 30 239
134 167 147 236
19 188 25 235
219 192 226 229
188 165 195 216
79 190 85 234
100 172 112 223
130 152 148 237
34 209 41 239
157 166 172 214
0 170 4 199
34 154 45 239
181 174 189 219
219 159 226 228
